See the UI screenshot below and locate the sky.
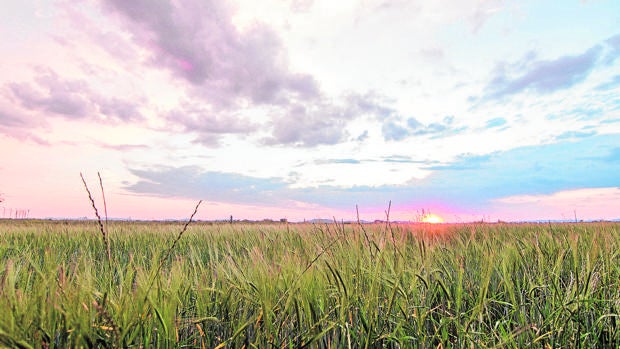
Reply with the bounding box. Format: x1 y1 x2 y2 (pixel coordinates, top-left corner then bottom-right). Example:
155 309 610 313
0 0 619 222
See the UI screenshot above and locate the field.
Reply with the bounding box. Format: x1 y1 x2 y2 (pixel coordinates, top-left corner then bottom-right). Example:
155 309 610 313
0 219 619 348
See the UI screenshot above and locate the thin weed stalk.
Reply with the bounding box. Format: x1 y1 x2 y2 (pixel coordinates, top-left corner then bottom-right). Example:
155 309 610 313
160 200 203 268
80 172 111 263
98 172 109 229
144 200 203 302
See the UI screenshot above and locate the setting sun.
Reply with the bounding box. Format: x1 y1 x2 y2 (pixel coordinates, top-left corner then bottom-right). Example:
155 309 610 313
421 213 445 224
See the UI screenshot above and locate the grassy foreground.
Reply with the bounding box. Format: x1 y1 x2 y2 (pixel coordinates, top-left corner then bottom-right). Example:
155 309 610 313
0 219 619 348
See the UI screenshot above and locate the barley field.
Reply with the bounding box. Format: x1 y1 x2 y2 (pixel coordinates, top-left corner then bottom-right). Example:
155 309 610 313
0 219 618 348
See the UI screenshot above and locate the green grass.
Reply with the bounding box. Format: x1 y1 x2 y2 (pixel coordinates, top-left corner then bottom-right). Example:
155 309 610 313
0 219 619 348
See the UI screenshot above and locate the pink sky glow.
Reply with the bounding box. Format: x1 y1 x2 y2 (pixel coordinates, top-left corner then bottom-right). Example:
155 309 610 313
1 0 619 222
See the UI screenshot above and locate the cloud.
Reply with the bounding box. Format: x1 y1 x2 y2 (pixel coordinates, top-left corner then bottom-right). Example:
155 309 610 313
0 106 31 128
5 69 144 122
0 99 50 143
9 72 92 119
492 187 620 221
346 93 394 119
602 33 620 65
601 118 620 124
468 0 503 33
420 134 620 203
0 125 49 146
263 94 392 146
166 102 259 146
595 74 620 91
97 142 150 151
381 115 460 141
313 134 620 210
554 130 596 140
425 154 491 171
124 163 417 210
478 33 620 107
484 117 507 128
495 187 620 205
355 130 369 142
382 119 409 141
96 0 395 148
97 97 144 122
485 45 602 100
267 103 349 146
382 155 432 164
406 117 423 129
99 0 214 85
315 159 361 165
414 122 448 136
123 134 620 215
126 166 291 205
99 0 319 108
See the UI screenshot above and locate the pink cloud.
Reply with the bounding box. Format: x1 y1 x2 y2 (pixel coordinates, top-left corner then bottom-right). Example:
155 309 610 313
176 58 193 72
493 187 620 221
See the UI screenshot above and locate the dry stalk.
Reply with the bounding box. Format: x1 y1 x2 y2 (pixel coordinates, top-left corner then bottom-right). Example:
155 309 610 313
98 172 109 228
80 172 111 263
144 200 203 302
159 200 203 267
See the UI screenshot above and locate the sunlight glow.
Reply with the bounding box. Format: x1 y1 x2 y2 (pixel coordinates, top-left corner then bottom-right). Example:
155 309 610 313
421 213 445 224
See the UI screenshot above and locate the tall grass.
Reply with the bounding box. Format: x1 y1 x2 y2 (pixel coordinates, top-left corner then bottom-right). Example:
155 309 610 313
0 219 618 348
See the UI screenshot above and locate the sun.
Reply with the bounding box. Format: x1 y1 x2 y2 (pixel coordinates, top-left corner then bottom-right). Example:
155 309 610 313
421 213 445 224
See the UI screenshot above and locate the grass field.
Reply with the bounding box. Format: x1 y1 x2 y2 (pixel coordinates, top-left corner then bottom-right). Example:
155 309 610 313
0 219 618 348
